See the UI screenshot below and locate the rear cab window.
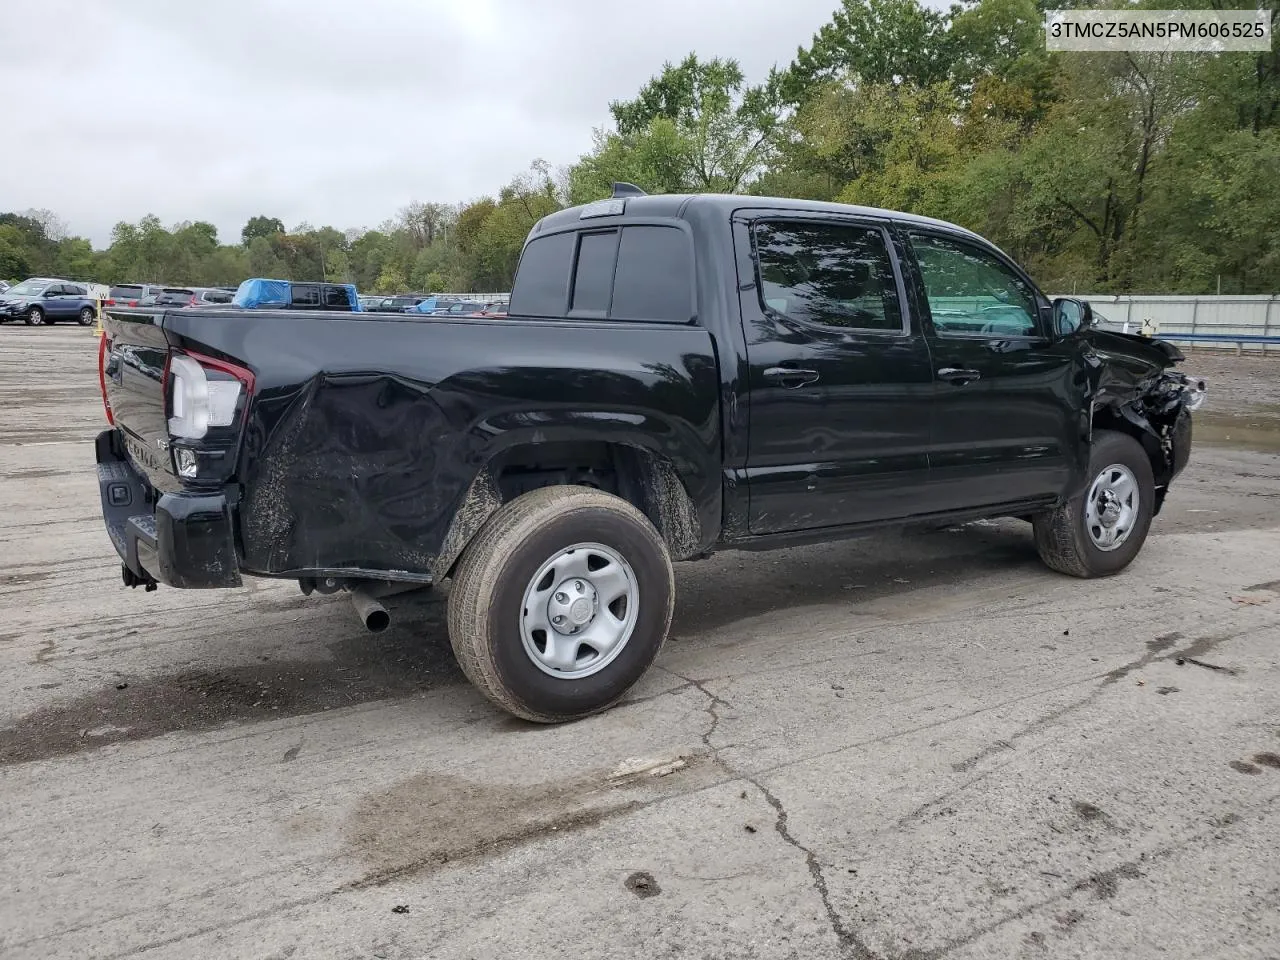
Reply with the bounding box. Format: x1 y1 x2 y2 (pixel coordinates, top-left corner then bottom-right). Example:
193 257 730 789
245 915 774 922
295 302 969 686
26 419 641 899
510 222 693 323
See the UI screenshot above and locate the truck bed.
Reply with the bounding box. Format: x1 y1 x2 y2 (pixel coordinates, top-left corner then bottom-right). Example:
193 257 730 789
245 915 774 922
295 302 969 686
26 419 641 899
99 306 721 584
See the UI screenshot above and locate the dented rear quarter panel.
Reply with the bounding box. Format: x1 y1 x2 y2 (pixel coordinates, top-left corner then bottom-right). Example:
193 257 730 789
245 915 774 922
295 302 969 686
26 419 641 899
155 310 721 580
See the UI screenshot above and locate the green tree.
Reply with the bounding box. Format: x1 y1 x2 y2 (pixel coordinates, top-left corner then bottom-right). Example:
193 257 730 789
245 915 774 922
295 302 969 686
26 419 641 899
240 216 285 247
779 0 954 103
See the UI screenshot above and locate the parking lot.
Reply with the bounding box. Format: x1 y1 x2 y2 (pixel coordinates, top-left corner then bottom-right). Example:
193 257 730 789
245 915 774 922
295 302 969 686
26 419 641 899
1 325 1278 960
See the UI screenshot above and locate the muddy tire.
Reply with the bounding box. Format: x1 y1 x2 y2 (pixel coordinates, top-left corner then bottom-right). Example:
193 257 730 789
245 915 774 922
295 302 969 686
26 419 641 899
447 485 674 723
1033 429 1155 578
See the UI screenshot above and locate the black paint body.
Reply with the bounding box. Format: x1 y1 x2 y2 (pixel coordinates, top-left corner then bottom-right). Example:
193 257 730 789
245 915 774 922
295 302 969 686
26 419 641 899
96 194 1194 589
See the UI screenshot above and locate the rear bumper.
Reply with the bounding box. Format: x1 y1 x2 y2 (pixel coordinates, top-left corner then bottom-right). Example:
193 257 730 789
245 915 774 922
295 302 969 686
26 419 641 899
95 429 242 589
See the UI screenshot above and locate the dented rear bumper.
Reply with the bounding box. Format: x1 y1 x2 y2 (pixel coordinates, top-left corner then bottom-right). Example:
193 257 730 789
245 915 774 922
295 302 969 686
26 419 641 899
95 429 242 589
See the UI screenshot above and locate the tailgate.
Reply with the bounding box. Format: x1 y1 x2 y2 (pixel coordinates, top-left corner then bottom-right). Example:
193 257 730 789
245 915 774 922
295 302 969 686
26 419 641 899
102 309 176 489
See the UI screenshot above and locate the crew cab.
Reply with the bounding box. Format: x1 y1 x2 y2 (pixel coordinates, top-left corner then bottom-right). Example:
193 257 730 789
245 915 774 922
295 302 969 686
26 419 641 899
1 278 99 326
93 186 1205 723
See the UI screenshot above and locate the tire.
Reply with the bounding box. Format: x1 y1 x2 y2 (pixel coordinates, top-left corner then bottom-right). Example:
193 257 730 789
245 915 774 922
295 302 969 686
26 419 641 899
78 307 95 326
1033 429 1155 578
447 485 675 723
25 307 44 326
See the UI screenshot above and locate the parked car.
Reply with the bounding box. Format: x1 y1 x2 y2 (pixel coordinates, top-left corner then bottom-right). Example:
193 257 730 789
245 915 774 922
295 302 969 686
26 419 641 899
0 277 98 325
371 295 427 313
0 280 10 293
195 287 237 305
231 278 360 311
433 300 490 316
407 296 459 314
93 186 1205 723
107 284 166 307
153 287 199 308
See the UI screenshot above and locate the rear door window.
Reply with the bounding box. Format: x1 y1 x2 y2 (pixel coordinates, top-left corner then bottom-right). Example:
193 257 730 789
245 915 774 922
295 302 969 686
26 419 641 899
752 220 904 333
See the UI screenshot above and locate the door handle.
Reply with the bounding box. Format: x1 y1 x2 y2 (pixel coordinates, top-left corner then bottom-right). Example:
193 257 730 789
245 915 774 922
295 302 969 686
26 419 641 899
763 366 820 388
937 367 982 384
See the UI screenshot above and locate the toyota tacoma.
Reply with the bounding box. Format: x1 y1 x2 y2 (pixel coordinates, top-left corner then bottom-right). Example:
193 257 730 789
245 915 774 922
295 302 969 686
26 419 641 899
94 186 1205 722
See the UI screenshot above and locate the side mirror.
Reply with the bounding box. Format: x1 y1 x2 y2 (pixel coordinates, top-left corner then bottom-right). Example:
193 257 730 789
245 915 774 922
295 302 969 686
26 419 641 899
1052 297 1093 337
43 289 59 298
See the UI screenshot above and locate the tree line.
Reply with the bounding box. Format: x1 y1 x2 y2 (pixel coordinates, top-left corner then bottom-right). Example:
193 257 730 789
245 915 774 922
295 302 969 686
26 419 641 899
3 0 1279 296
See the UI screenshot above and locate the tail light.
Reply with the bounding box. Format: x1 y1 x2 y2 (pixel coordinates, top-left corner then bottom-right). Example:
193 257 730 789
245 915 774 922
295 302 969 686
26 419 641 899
97 335 115 425
164 350 254 441
104 298 116 307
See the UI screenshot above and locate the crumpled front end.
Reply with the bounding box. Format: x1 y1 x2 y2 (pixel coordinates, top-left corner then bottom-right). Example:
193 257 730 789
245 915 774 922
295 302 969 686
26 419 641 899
1088 331 1207 513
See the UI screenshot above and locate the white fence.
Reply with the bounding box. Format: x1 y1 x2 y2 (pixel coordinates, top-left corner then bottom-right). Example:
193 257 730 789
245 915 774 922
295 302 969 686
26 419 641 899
1051 294 1280 352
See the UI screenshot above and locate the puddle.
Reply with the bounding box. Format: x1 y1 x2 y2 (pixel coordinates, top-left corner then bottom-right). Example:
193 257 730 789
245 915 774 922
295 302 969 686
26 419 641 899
1194 409 1280 454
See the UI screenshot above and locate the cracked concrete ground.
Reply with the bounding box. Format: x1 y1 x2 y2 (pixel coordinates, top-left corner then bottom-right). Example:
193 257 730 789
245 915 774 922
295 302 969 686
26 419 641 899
2 327 1279 960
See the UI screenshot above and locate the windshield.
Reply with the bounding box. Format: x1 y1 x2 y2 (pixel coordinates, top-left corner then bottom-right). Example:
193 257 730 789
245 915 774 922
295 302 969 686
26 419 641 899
6 280 48 297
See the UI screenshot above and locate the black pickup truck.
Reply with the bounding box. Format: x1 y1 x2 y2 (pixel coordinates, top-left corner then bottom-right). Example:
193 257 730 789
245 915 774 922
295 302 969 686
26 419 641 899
95 186 1205 722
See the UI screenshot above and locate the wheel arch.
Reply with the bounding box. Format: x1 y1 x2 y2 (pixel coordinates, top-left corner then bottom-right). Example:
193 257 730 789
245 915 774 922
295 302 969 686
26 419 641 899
431 439 704 583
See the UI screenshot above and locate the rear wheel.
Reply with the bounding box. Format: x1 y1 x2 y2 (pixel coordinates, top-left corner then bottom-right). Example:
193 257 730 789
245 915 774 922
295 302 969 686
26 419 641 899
1033 429 1155 578
447 485 674 722
78 307 95 326
25 307 44 326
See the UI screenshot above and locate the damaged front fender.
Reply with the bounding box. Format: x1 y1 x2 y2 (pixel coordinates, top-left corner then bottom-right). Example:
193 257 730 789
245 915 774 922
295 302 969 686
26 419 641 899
1083 330 1206 512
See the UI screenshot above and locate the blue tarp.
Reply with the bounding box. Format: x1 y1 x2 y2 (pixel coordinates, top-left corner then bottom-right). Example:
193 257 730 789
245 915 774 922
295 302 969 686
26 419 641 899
232 279 362 311
232 279 292 309
411 297 439 313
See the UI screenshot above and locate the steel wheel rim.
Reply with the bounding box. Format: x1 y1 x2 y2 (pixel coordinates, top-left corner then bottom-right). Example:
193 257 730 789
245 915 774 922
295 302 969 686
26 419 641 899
519 541 639 680
1085 463 1139 552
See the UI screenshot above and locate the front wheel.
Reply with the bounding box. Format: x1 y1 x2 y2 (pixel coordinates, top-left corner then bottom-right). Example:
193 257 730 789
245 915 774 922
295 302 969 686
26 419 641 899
447 485 674 723
25 307 45 326
1033 429 1155 578
78 307 96 326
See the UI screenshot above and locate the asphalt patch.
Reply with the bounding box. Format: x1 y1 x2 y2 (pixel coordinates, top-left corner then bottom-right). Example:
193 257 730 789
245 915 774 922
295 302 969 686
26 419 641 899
344 770 647 887
625 871 661 899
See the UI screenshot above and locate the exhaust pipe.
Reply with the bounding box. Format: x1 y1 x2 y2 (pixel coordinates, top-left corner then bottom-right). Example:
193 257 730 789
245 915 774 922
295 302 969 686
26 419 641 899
349 586 391 633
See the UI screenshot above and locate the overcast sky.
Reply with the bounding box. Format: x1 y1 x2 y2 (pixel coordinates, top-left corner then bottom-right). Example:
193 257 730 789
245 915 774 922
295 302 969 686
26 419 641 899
1 0 844 246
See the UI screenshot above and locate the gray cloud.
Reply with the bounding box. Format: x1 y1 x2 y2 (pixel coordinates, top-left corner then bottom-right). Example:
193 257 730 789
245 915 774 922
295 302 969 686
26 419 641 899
1 0 840 245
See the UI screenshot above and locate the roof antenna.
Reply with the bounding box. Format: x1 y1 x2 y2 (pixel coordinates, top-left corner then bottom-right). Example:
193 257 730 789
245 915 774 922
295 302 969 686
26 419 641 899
611 182 647 198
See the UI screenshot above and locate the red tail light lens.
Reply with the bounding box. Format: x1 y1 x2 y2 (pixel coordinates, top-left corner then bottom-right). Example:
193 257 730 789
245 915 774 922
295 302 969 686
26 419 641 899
98 335 115 425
